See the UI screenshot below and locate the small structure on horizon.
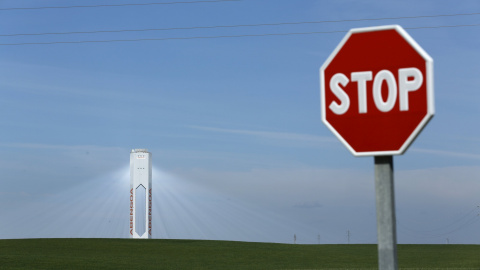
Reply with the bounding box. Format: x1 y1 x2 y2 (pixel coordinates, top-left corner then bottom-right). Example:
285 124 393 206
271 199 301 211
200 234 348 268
130 149 152 239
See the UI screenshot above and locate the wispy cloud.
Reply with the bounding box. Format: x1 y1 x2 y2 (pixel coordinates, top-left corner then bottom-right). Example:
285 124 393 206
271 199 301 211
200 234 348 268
0 142 124 152
0 61 137 101
293 201 323 209
189 125 336 143
411 148 480 160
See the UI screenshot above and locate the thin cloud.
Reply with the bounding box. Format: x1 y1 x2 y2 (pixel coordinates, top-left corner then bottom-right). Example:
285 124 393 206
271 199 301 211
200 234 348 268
293 201 323 209
0 142 124 152
189 125 336 143
411 148 480 160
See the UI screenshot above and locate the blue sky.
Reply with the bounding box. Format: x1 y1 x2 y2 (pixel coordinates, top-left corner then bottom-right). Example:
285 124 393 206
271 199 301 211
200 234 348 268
1 0 480 244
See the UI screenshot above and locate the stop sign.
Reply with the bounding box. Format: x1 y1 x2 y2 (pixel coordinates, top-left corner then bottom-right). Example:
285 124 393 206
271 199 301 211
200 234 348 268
320 25 434 156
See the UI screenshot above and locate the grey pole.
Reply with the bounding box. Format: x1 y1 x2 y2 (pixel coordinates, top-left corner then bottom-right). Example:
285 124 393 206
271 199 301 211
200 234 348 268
374 155 398 270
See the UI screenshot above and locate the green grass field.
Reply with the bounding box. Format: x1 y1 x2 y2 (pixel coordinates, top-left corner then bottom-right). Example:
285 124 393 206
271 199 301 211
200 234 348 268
0 239 479 269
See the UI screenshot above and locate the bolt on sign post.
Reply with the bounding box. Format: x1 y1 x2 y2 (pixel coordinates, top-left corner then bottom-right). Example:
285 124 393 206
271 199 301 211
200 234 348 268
320 25 434 270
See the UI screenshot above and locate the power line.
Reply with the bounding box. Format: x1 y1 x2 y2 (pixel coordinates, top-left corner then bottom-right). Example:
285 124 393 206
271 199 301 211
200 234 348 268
399 214 479 239
0 0 240 11
399 206 480 234
2 12 480 37
0 30 348 46
398 206 480 239
1 23 479 46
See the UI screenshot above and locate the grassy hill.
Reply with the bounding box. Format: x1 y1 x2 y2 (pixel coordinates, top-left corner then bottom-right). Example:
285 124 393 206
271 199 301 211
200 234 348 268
1 238 479 269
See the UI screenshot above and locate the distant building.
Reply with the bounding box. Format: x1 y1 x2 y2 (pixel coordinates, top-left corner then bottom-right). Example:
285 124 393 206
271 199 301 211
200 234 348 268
130 149 152 239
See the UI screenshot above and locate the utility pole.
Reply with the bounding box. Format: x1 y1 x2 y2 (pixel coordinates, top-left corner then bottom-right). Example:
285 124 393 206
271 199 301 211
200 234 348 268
294 234 297 244
347 230 350 244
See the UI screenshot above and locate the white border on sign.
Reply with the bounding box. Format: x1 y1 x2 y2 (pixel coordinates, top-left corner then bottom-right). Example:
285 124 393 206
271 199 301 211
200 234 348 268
319 25 434 157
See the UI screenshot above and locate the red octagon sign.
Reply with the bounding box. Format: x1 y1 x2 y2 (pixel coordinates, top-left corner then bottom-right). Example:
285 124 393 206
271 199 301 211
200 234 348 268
320 25 434 156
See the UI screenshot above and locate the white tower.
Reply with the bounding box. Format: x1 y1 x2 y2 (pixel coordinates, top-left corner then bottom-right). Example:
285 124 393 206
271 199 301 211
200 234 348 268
130 149 152 239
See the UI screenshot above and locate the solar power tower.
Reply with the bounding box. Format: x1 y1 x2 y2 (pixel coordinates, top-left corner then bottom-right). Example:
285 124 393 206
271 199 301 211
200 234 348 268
130 149 152 239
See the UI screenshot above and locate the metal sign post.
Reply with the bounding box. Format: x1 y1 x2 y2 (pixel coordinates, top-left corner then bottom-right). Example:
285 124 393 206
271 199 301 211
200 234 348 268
374 156 397 270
